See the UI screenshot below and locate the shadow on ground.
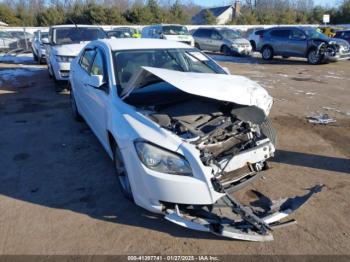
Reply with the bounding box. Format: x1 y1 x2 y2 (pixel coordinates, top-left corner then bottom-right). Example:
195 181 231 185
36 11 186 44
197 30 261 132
273 150 350 174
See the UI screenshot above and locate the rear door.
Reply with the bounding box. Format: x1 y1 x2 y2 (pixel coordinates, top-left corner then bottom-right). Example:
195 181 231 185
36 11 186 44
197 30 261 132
287 29 308 57
269 29 291 55
208 29 223 52
193 29 211 50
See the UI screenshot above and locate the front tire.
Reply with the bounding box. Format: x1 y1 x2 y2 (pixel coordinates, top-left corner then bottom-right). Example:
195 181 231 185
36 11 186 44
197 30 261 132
195 42 201 49
307 49 321 65
261 46 273 60
114 145 134 201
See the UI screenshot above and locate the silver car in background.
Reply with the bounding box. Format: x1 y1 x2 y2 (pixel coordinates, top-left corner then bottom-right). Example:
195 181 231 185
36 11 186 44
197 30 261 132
32 30 49 64
192 27 252 56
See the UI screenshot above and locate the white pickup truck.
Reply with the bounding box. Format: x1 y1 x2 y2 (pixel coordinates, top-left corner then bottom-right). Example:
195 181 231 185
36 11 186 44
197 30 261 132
46 24 107 81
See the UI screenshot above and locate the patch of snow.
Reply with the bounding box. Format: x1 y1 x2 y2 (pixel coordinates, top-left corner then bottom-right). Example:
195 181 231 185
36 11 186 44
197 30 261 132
0 68 44 85
0 53 34 64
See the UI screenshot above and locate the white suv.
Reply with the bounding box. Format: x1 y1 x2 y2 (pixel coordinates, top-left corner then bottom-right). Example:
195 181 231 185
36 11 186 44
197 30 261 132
69 38 319 241
46 25 107 81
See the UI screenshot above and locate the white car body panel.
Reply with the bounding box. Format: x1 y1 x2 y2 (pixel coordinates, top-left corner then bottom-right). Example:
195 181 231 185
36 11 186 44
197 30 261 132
48 43 87 80
68 39 321 241
122 66 273 115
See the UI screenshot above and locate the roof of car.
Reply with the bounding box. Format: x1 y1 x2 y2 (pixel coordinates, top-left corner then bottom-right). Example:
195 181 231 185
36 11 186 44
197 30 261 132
100 38 192 51
267 26 314 31
50 24 104 29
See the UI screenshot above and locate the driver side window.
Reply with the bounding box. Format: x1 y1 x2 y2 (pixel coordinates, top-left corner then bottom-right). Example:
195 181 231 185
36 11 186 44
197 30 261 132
79 49 96 73
291 29 305 40
91 51 104 76
90 50 109 93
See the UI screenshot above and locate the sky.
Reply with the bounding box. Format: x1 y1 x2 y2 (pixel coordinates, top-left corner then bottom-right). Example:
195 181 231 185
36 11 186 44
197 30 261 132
191 0 339 8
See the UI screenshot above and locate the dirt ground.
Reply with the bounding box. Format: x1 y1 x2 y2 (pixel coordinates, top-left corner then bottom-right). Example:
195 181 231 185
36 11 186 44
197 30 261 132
0 53 349 255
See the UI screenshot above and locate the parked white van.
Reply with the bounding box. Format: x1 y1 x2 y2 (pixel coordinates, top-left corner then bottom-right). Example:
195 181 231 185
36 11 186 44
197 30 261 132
141 24 194 47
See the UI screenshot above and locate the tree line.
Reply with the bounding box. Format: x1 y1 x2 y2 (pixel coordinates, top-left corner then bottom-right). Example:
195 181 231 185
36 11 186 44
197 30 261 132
0 0 349 27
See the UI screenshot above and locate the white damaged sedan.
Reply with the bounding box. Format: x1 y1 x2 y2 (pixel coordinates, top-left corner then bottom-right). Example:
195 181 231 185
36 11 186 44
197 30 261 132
69 39 320 241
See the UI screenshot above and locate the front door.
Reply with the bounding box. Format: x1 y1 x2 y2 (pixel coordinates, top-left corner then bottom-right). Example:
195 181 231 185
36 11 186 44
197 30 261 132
82 48 110 147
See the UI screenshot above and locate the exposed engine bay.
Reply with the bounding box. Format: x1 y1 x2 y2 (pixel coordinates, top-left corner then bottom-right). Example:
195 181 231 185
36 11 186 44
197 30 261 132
126 85 275 193
122 67 321 242
310 38 350 61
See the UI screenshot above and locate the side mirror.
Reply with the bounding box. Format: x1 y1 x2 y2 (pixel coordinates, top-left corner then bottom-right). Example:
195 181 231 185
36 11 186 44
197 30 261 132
222 67 231 75
41 37 49 44
89 75 105 89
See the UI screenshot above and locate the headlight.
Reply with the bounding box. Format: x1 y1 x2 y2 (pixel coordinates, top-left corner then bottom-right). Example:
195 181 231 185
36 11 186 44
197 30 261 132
134 141 192 176
55 55 74 62
231 43 239 48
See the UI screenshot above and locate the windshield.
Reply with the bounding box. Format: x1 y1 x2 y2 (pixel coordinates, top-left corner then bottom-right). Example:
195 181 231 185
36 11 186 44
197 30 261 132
304 28 328 40
53 27 107 45
219 29 241 39
113 48 225 90
41 32 48 39
163 26 189 35
0 31 12 38
108 30 132 38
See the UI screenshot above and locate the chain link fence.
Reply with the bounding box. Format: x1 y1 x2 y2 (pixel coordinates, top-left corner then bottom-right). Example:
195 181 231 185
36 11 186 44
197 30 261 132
0 28 34 55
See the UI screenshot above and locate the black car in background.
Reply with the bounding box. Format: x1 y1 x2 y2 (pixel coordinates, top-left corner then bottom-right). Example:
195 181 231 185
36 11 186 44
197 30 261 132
334 30 350 44
257 26 350 64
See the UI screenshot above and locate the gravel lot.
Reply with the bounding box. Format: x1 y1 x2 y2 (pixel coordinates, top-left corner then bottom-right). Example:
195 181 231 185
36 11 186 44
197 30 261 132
0 53 349 255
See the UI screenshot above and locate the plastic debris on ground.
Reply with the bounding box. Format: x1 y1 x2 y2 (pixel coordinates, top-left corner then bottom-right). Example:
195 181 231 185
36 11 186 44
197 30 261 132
306 114 336 124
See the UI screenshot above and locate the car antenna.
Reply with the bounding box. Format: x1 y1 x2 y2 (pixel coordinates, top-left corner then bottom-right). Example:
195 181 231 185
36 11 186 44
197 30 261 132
69 19 78 28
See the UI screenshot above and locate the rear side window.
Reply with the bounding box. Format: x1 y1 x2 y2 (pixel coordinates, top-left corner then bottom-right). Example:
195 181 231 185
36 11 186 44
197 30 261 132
270 29 290 38
79 49 96 73
255 30 264 36
194 29 211 38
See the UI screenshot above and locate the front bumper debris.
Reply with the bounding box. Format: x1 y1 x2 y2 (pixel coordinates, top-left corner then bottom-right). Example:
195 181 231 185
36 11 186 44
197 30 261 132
165 184 324 241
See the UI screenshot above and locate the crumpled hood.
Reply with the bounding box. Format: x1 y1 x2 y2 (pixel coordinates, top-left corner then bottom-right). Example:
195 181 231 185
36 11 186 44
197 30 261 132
122 67 273 116
52 43 87 56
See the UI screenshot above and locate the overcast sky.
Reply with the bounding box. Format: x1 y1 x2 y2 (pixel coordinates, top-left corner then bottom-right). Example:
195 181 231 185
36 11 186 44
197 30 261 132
190 0 339 7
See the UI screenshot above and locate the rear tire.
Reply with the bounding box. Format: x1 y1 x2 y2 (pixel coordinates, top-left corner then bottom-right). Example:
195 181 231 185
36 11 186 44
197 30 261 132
261 46 273 60
282 56 289 59
260 117 277 147
114 144 134 201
